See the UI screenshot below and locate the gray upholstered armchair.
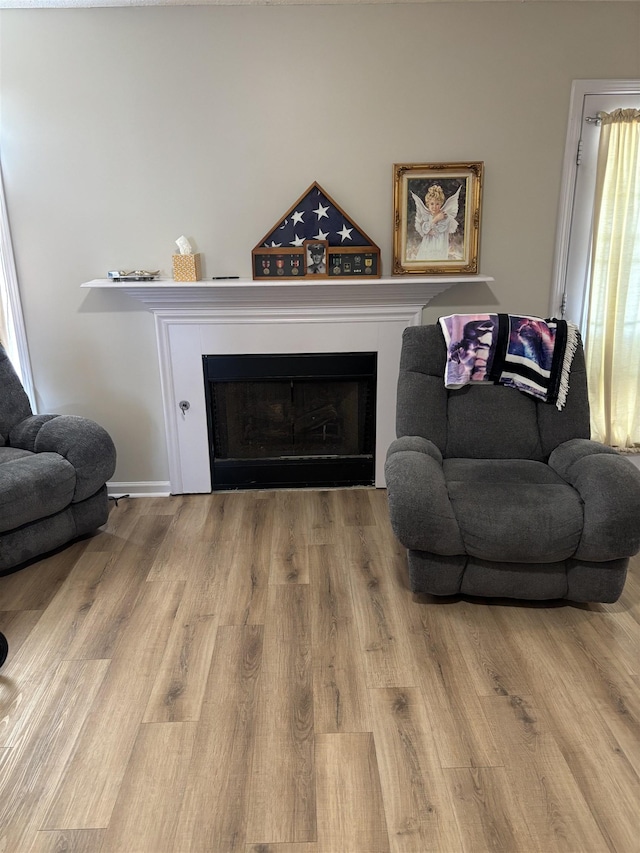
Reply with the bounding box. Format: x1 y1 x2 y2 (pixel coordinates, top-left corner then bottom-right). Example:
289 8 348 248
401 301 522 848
0 343 116 573
385 324 640 602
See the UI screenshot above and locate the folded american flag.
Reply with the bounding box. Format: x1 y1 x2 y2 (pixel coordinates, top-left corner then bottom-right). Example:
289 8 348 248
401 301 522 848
438 313 579 410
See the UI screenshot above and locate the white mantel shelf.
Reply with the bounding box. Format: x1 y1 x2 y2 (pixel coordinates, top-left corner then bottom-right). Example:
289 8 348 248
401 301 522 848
84 274 493 493
82 275 493 312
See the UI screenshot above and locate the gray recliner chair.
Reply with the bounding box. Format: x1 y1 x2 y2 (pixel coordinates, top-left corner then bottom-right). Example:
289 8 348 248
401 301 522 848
385 324 640 603
0 343 116 574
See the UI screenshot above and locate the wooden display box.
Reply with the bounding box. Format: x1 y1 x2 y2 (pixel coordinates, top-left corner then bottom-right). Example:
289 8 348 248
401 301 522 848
252 182 381 280
172 253 202 282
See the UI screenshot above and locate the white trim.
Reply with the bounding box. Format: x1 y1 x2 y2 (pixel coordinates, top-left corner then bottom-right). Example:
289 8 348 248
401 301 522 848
550 79 640 320
81 276 487 312
108 481 171 498
155 308 425 493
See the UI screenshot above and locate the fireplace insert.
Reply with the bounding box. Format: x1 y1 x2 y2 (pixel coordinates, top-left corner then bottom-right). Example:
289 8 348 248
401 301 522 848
203 352 376 490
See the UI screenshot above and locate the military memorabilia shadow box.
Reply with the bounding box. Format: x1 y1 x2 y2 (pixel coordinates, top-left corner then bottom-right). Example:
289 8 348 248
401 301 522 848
252 182 381 280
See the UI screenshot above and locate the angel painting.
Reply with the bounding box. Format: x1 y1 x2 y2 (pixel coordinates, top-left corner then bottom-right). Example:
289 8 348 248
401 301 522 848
410 183 462 261
393 163 482 274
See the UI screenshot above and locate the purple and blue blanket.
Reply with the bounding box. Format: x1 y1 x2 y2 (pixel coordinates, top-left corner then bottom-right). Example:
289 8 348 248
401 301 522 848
439 313 579 410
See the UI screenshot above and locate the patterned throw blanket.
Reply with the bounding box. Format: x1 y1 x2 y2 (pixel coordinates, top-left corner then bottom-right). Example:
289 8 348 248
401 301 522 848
439 314 580 410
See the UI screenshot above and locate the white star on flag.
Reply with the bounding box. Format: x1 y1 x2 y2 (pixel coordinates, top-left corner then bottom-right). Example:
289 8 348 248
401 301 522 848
267 241 282 247
337 224 353 242
257 185 371 251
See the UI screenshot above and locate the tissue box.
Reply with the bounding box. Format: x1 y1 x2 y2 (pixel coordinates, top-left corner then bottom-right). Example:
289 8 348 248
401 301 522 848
172 253 202 282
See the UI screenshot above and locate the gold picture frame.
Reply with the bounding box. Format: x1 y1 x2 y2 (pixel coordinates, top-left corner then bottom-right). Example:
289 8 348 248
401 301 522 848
392 162 483 275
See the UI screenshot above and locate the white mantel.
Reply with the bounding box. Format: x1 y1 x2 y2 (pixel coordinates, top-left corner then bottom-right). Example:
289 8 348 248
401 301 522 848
83 275 493 493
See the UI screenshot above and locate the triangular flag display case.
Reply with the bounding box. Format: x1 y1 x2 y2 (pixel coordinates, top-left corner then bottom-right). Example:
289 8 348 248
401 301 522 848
252 182 381 280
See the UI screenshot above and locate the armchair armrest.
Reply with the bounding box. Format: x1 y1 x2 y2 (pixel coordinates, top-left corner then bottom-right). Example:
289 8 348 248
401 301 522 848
385 436 464 554
548 438 640 561
9 414 116 503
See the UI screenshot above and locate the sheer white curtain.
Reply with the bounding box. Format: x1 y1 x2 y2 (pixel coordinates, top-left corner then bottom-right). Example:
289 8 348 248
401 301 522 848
0 161 34 406
584 109 640 450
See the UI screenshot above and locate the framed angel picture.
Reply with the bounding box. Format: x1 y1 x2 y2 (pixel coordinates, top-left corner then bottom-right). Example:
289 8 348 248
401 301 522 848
392 162 483 275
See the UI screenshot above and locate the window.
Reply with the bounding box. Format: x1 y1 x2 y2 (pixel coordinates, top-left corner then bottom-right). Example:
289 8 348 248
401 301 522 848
551 81 640 450
0 161 34 406
552 85 640 325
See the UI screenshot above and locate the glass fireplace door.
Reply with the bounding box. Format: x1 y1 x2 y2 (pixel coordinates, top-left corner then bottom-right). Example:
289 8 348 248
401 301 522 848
203 353 376 490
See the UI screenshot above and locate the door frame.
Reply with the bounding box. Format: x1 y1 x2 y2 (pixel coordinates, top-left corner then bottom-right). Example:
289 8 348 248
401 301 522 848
549 79 640 320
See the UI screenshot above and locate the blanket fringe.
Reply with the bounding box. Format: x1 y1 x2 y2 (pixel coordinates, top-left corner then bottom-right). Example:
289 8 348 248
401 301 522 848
555 322 579 410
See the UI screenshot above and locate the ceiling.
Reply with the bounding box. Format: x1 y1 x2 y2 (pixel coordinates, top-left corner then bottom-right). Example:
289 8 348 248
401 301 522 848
1 0 625 8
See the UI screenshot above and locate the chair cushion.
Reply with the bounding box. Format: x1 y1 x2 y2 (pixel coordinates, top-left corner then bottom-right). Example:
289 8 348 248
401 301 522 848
396 325 591 460
0 348 33 446
445 385 545 461
443 458 583 562
0 446 34 463
0 449 76 533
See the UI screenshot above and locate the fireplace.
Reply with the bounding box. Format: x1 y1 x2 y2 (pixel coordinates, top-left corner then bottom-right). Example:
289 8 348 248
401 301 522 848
203 352 376 490
82 275 491 495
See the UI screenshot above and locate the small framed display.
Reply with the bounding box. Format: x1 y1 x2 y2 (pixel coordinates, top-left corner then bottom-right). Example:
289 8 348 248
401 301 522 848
392 162 483 275
252 182 381 280
254 250 304 278
328 247 379 277
304 240 328 277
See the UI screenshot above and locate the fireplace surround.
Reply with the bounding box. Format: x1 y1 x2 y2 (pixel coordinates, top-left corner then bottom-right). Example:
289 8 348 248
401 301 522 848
83 276 493 493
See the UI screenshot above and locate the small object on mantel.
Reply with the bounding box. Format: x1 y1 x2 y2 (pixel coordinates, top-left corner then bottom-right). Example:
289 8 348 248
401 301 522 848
211 276 240 280
175 236 192 255
173 254 202 281
107 270 159 282
172 235 202 282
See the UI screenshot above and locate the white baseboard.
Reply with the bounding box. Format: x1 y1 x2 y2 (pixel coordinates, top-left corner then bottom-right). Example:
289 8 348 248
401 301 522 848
109 458 639 496
107 481 172 498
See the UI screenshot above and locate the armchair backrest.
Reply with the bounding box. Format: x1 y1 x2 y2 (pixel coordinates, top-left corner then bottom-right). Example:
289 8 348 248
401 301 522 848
0 343 33 446
395 324 590 461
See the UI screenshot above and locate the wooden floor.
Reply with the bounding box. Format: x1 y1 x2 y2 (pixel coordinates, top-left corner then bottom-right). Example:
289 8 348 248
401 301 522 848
0 488 638 853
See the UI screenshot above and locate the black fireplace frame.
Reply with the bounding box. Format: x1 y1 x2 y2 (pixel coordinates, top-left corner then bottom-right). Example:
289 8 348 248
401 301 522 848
203 352 377 491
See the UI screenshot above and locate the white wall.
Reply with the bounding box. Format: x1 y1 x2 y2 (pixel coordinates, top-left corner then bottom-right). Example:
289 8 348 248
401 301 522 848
1 2 639 487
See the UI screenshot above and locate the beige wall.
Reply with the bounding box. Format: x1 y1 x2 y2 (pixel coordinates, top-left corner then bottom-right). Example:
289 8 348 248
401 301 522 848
1 2 639 486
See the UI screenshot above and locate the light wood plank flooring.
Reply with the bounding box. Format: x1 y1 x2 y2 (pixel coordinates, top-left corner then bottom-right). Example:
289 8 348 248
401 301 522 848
0 488 638 853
